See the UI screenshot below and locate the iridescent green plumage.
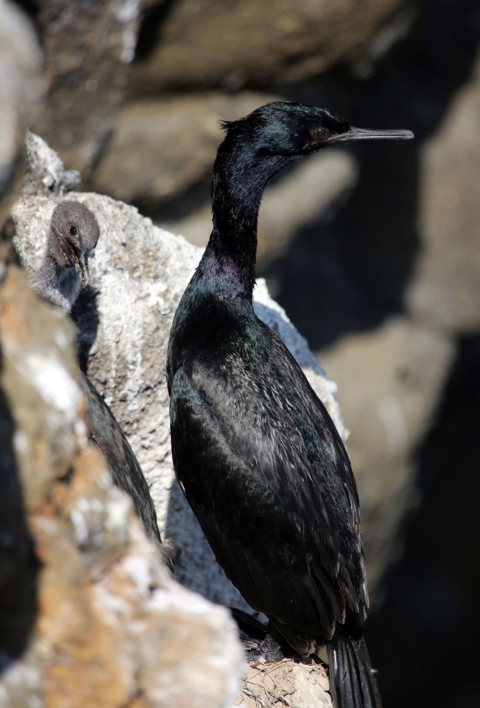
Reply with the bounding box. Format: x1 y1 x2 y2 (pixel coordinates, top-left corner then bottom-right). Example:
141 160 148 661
167 102 412 708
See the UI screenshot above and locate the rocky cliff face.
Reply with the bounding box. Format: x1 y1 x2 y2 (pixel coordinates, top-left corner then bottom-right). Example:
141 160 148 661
30 0 147 183
0 0 43 229
5 0 479 704
0 261 244 708
129 0 403 93
4 135 335 707
13 134 345 614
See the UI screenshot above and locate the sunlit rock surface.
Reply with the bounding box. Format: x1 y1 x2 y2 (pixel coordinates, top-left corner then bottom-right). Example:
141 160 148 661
0 263 244 708
14 181 345 613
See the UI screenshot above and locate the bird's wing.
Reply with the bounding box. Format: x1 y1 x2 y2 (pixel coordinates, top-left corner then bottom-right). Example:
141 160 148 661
170 332 367 641
81 374 164 549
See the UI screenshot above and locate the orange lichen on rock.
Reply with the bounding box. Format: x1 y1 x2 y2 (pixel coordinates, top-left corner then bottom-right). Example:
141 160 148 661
0 263 243 708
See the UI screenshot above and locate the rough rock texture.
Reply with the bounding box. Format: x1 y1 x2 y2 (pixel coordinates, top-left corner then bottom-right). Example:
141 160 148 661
31 0 148 183
23 131 81 198
236 659 331 708
14 188 345 613
129 0 404 93
10 137 334 707
0 0 44 227
0 262 244 708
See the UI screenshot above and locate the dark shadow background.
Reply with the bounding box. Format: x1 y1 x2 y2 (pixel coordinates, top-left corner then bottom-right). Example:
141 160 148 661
273 0 480 348
267 2 480 705
367 334 480 708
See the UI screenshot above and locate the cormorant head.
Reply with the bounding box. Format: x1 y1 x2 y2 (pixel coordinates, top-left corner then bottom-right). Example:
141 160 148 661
220 102 413 160
49 201 99 288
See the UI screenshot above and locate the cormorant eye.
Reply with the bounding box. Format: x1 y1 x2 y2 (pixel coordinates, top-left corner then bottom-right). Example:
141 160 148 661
69 225 78 236
314 127 329 140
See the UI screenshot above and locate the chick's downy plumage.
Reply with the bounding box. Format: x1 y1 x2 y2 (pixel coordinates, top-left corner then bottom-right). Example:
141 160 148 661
31 200 99 312
29 200 168 561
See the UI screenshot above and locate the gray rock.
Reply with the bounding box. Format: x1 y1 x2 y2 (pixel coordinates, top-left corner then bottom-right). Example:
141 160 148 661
13 186 345 611
23 132 80 198
128 0 404 94
405 51 480 333
0 0 44 233
0 261 244 708
31 0 148 183
237 659 332 708
0 1 43 195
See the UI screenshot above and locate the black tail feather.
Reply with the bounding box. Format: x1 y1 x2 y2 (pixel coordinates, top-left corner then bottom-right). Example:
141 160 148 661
327 635 382 708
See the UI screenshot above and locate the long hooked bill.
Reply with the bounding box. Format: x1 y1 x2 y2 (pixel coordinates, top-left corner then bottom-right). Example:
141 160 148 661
331 127 414 142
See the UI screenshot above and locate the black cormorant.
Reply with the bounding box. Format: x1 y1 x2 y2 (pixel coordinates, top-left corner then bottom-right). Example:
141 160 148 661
30 201 166 554
167 102 413 708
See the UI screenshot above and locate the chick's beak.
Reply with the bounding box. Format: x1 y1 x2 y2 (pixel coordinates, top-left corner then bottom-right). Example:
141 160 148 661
74 253 90 288
329 126 414 143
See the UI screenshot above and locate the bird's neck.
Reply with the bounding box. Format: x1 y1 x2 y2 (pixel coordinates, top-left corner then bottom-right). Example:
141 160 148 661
31 252 79 313
200 143 284 300
31 252 60 290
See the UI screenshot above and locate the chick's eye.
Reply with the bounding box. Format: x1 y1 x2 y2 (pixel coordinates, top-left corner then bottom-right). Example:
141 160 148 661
69 225 78 236
314 127 329 140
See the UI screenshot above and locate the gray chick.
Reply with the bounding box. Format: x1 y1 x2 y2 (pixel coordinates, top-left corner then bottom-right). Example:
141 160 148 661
29 200 170 565
31 201 99 312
